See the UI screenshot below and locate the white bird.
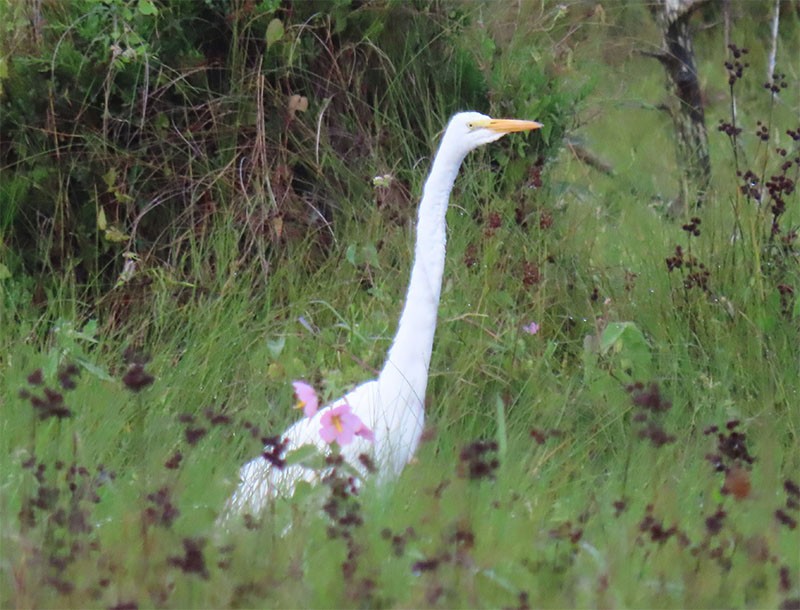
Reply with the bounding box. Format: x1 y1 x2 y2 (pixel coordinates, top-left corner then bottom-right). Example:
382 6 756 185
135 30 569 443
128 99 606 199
226 111 541 516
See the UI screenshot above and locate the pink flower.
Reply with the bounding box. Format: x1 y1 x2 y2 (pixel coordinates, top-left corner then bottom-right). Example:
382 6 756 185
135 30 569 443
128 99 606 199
319 402 374 446
522 321 540 335
356 424 375 442
292 380 319 418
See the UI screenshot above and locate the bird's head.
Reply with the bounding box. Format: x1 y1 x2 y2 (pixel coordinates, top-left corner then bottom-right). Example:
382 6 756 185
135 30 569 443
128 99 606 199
444 111 542 155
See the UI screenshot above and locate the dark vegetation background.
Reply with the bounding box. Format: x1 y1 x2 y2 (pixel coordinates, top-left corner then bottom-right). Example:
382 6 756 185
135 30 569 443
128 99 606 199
1 1 799 608
1 0 566 330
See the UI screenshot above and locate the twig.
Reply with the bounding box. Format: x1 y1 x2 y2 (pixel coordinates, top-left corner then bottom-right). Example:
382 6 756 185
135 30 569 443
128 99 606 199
766 0 780 85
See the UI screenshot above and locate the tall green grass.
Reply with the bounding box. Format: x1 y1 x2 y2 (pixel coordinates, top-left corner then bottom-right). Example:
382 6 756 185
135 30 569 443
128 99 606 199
2 2 799 608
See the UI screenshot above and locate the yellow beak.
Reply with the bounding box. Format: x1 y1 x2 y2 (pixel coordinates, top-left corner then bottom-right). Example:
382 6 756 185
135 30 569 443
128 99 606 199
483 118 543 133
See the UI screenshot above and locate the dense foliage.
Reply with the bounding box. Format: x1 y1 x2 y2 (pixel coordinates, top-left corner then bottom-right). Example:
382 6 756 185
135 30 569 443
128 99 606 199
1 1 798 609
1 0 566 310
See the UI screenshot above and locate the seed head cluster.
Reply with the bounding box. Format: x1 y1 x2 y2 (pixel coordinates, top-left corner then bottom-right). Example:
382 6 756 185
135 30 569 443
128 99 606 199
19 366 79 420
627 382 675 448
121 348 155 392
458 440 500 480
724 44 749 86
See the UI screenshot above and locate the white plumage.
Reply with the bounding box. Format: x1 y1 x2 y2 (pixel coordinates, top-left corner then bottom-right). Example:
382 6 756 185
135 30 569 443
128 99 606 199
226 112 541 516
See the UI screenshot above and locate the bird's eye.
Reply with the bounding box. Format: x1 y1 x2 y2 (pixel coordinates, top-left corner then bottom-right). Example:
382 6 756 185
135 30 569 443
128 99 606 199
467 122 474 129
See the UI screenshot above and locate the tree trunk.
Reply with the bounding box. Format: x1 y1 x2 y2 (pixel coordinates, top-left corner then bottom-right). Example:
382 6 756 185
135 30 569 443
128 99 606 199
649 0 711 212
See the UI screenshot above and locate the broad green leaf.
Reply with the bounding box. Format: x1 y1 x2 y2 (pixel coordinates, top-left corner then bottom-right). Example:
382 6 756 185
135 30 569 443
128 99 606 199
258 0 281 12
105 226 129 242
599 322 629 354
599 321 652 380
82 319 98 338
362 243 380 268
267 362 285 380
0 262 10 280
266 18 284 49
137 0 158 16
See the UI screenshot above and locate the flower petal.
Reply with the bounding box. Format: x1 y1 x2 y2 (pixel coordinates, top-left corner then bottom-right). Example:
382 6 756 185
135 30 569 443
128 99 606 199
292 380 319 417
319 409 336 443
522 321 540 335
356 424 375 442
336 427 356 446
320 424 337 444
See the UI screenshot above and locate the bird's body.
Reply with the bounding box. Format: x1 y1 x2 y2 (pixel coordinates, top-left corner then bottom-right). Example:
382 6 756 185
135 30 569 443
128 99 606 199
227 112 541 516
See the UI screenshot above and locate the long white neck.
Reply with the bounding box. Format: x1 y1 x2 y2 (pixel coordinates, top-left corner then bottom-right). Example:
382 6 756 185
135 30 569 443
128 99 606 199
378 135 466 402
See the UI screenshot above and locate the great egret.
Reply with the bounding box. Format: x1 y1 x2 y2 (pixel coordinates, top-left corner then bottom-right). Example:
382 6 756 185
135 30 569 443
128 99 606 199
226 112 541 516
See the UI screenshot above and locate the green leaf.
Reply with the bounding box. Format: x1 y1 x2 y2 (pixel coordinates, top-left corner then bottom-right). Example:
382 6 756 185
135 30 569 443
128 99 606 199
0 262 10 280
104 226 130 243
102 168 117 188
137 0 158 16
154 112 169 132
345 244 357 267
285 444 325 468
599 321 652 381
258 0 281 12
361 243 380 268
599 322 629 354
75 357 114 382
82 319 98 338
265 18 284 49
290 480 317 504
